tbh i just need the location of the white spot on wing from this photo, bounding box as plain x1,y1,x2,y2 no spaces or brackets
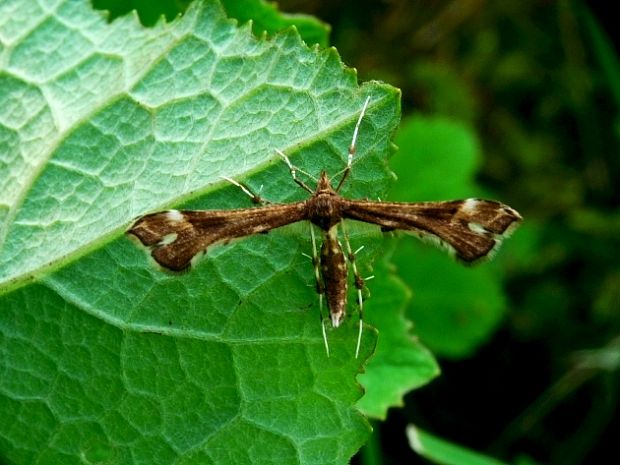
166,210,184,223
462,198,480,213
160,233,178,245
468,222,488,235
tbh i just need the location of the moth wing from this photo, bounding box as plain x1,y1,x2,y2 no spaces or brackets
342,199,521,263
128,202,307,271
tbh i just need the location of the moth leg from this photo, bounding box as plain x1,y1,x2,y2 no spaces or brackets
307,223,330,357
340,221,369,358
275,149,315,194
320,295,329,358
220,176,270,205
336,96,371,192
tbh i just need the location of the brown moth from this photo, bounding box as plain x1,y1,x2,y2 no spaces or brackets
128,97,522,357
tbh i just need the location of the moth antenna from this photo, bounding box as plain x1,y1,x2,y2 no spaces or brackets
275,149,315,193
349,96,371,168
336,96,371,192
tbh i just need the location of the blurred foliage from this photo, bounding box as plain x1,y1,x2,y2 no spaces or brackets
407,424,514,465
92,1,620,464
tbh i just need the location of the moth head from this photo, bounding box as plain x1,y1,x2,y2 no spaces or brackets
316,171,335,193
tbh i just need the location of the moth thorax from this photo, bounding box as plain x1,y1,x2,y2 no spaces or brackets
309,194,342,231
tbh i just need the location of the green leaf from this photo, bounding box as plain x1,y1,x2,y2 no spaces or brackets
387,116,509,358
357,253,440,419
407,425,510,465
0,1,400,463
